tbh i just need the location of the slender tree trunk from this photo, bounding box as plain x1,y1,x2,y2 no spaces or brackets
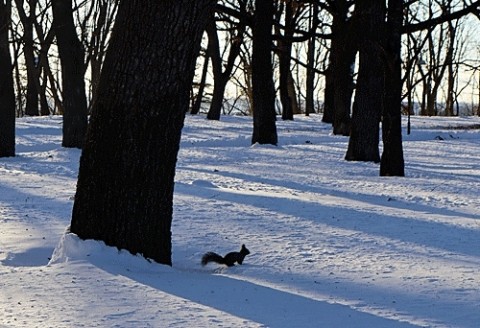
305,3,318,116
345,0,384,163
251,0,277,145
322,55,334,123
445,64,455,116
380,0,404,176
52,0,88,148
278,1,294,121
14,0,39,116
444,19,456,116
279,38,293,120
287,71,299,114
206,20,227,120
191,49,209,115
206,14,245,120
0,0,15,157
70,0,215,265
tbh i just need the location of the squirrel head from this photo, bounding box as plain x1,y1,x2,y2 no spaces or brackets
241,244,250,255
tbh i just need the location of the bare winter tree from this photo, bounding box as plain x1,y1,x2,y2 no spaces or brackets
206,1,247,120
13,0,40,116
52,0,88,148
70,0,215,265
0,0,15,157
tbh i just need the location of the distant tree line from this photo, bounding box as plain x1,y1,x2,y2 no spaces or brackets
1,0,479,265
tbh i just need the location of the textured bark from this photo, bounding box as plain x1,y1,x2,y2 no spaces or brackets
345,0,384,163
251,0,277,145
70,0,215,265
52,0,88,148
0,0,15,157
380,0,404,176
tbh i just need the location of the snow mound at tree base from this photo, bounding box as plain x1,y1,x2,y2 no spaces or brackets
48,229,156,270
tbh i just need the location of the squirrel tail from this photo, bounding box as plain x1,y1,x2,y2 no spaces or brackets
201,252,225,266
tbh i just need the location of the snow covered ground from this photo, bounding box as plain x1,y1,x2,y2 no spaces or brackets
0,114,479,327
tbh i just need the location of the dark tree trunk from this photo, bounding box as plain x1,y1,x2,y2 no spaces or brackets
191,48,209,115
23,33,39,117
278,1,294,121
206,13,245,120
207,79,227,120
322,0,355,128
287,71,299,114
322,58,334,123
332,39,355,136
345,1,384,163
52,0,88,149
14,0,39,116
305,3,318,116
278,41,293,120
252,0,277,145
70,0,215,266
380,0,404,176
0,0,15,157
39,81,50,115
206,20,227,120
444,18,456,117
331,2,356,136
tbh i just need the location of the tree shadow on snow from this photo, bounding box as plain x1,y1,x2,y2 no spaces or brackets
92,258,416,328
175,170,480,260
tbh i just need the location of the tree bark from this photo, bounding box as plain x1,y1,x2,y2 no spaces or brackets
252,0,277,145
52,0,88,148
70,0,215,265
0,0,15,157
345,0,384,163
380,0,405,176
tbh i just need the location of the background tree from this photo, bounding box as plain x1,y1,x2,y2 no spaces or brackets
345,0,384,163
251,0,278,145
206,1,247,120
305,1,319,116
275,0,297,120
13,0,40,116
70,0,215,265
78,0,119,112
322,0,356,136
52,0,88,148
0,0,15,157
191,45,210,115
380,0,405,176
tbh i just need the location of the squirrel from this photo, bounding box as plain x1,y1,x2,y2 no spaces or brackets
201,244,250,267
